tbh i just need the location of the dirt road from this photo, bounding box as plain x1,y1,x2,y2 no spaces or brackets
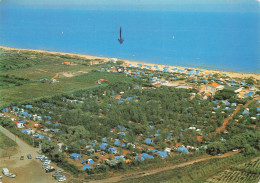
217,96,259,132
0,126,56,183
89,151,240,183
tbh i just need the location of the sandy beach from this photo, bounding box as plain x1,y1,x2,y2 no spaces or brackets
1,46,259,80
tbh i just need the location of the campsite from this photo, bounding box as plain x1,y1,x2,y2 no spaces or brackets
0,47,259,182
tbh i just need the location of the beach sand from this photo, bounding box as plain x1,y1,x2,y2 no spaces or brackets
1,46,259,80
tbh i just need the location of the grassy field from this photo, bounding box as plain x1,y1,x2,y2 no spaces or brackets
0,48,124,106
0,131,18,157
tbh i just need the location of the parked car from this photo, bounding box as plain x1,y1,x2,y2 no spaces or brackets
2,168,9,176
7,173,16,178
52,173,61,177
20,156,24,160
36,155,45,159
27,154,32,159
54,174,64,180
41,157,49,162
58,176,66,182
42,165,51,169
44,160,51,164
42,162,50,166
56,169,64,173
45,168,55,173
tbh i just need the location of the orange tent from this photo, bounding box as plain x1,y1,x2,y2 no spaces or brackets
211,82,220,88
64,61,70,65
197,136,203,142
125,159,131,164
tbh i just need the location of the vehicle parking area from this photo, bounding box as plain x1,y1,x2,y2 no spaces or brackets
1,156,55,183
0,126,59,183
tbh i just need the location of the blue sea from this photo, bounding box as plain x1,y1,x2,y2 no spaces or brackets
0,5,259,73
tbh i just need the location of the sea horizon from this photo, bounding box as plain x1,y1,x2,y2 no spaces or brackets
0,5,259,73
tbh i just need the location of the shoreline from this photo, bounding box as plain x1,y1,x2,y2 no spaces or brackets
1,45,259,80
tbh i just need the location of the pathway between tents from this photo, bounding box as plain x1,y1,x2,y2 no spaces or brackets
88,151,240,183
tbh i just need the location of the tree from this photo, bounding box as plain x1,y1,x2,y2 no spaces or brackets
41,140,58,154
245,77,255,85
116,60,124,65
50,150,65,163
67,125,90,141
214,89,236,100
242,144,257,156
206,141,226,155
68,142,81,153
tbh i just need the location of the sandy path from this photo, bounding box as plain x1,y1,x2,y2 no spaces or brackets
217,96,260,132
88,151,240,183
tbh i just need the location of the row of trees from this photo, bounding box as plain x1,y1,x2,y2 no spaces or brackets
206,131,260,155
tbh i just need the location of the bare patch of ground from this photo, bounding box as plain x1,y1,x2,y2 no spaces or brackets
61,72,74,78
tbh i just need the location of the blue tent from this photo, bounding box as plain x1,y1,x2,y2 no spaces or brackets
82,164,91,171
115,155,126,161
89,142,96,147
142,153,154,159
225,102,230,105
118,132,126,136
81,159,87,164
157,151,167,158
177,147,189,154
114,140,121,146
144,138,154,145
102,137,107,142
117,125,127,131
50,129,58,133
46,122,52,125
21,129,29,133
108,147,117,154
148,149,158,154
99,143,108,150
87,159,94,165
135,156,145,161
70,153,81,160
18,120,26,124
25,105,33,108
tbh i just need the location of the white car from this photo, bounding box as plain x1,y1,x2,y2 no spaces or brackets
36,155,45,159
58,177,66,182
56,169,64,173
42,165,51,169
44,160,51,164
7,173,16,178
42,162,50,165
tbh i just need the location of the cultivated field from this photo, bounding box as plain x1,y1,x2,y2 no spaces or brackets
207,157,260,183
